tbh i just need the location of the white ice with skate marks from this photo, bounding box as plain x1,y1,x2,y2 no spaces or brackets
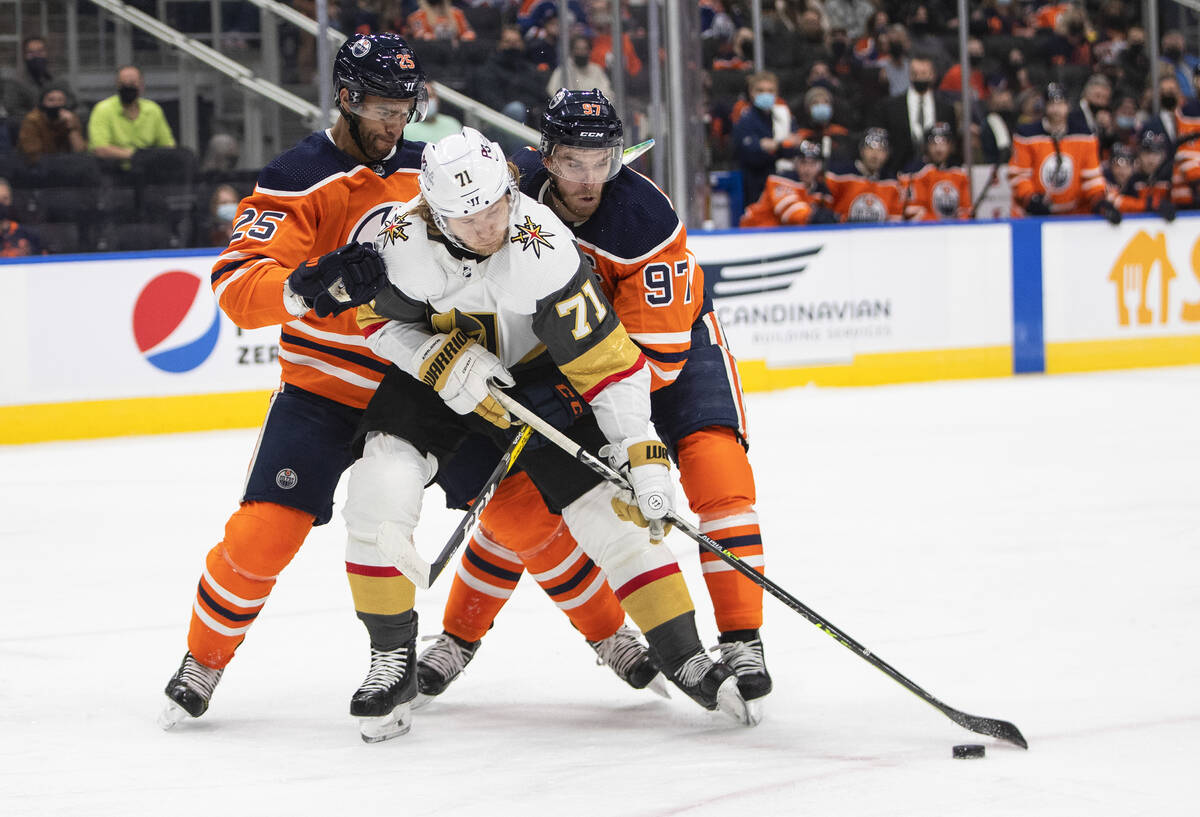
2,367,1199,816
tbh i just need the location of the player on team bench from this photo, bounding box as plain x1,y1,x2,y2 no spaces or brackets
414,89,773,724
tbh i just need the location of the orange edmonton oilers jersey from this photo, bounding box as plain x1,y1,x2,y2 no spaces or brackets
513,148,702,391
1172,107,1200,206
901,163,971,221
824,162,905,222
210,131,424,410
739,174,832,227
1009,122,1104,214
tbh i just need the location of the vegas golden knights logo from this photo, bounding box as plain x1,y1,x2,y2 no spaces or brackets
431,309,500,354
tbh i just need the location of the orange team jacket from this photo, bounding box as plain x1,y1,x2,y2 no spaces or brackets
824,161,905,222
901,163,971,221
1009,121,1105,214
1111,171,1172,213
210,132,424,410
739,174,833,227
513,148,702,391
1172,106,1200,206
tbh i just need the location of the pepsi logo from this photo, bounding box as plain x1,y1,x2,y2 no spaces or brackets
132,270,221,373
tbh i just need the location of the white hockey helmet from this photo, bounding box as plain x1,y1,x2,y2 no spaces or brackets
419,127,518,248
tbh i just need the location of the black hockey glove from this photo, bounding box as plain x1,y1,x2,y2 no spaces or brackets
1095,199,1122,225
1024,194,1051,216
1157,198,1177,223
808,206,839,225
287,242,387,318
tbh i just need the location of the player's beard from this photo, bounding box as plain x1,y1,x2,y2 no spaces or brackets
553,184,602,221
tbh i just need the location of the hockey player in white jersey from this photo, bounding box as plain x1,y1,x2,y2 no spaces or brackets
341,127,748,738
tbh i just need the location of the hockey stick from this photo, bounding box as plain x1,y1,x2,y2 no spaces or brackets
488,384,1028,749
622,138,655,165
384,423,533,590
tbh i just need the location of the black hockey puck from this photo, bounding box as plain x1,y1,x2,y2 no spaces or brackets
952,744,986,759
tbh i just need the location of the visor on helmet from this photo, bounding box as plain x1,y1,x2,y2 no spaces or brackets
544,143,622,184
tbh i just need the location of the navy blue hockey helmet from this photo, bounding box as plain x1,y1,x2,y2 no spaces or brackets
540,88,624,183
333,33,427,122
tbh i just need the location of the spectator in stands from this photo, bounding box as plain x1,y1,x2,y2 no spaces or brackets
1,36,58,125
200,132,240,175
939,37,988,102
825,127,905,222
794,84,854,164
401,83,462,143
872,54,955,175
1110,95,1143,148
518,0,588,37
1009,83,1114,220
525,10,562,71
1068,74,1113,138
875,24,912,96
88,65,176,161
1120,26,1152,92
1160,30,1199,103
586,1,643,81
902,122,970,221
473,25,551,127
547,34,613,99
732,71,799,206
905,4,951,70
206,183,240,247
978,79,1016,163
18,86,86,164
1147,74,1184,142
1045,7,1092,69
0,177,43,256
406,0,477,43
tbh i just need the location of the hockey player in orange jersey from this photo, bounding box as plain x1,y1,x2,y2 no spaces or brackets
1009,82,1120,223
1111,132,1176,219
413,90,774,724
824,128,906,222
160,34,433,742
739,140,836,227
901,122,971,221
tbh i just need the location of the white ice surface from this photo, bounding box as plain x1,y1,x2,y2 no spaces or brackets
3,368,1199,816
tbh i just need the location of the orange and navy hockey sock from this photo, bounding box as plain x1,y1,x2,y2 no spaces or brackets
676,426,765,633
186,501,313,669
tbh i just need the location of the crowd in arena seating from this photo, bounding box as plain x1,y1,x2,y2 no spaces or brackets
3,1,1200,256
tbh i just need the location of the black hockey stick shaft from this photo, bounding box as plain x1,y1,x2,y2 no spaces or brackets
490,386,1028,749
425,423,533,587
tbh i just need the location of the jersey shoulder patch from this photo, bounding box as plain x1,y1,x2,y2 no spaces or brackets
573,168,681,261
489,197,584,310
377,209,446,300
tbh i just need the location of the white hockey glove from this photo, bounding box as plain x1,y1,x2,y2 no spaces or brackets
605,438,675,544
414,328,515,428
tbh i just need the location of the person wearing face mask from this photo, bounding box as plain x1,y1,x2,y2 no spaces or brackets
546,34,613,101
793,84,854,165
0,177,44,257
1159,30,1199,103
1149,75,1184,142
472,25,550,130
17,86,85,164
871,54,955,175
206,183,241,246
87,64,175,162
2,36,70,125
1067,74,1113,139
732,71,799,206
939,36,989,102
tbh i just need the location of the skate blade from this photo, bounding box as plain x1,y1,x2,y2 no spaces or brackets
358,703,413,743
715,675,759,727
411,692,436,711
646,673,671,699
157,700,191,731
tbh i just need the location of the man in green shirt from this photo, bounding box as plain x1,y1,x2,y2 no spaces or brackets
88,65,175,160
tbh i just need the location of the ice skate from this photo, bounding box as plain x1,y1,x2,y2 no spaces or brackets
714,629,772,726
588,625,669,698
668,651,755,726
412,631,480,709
351,641,417,743
159,652,223,730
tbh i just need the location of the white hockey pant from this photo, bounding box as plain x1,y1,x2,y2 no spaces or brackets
342,432,437,569
561,483,681,591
